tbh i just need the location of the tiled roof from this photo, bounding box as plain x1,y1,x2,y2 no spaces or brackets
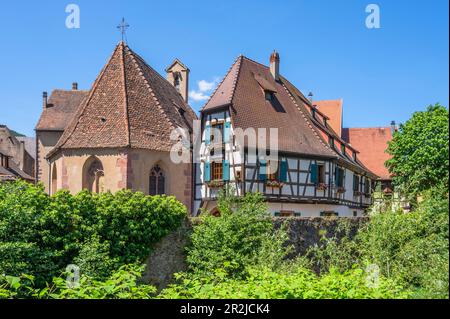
48,42,197,157
202,55,377,177
35,90,89,131
342,127,393,180
16,137,36,160
313,99,343,137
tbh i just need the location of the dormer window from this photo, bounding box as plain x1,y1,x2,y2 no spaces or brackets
329,137,335,149
341,144,346,154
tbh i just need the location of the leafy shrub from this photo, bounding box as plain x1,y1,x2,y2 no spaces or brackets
0,265,156,299
187,191,289,278
160,265,409,299
0,181,187,286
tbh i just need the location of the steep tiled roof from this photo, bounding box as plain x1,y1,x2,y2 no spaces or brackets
48,42,196,157
202,55,377,177
36,90,88,131
313,99,343,137
342,127,393,180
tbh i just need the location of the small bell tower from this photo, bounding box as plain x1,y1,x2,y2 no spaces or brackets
166,59,190,103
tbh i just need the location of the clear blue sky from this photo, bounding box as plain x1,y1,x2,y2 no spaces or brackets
0,0,448,137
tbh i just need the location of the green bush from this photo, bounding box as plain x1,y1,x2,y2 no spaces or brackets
0,181,187,286
1,265,156,299
186,190,289,278
160,265,409,299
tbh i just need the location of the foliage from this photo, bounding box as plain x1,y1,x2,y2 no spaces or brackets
386,104,449,202
0,181,187,286
187,190,289,278
0,265,156,299
305,190,449,299
159,265,409,299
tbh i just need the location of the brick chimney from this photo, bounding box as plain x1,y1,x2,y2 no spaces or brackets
42,91,48,109
270,50,280,81
72,82,78,90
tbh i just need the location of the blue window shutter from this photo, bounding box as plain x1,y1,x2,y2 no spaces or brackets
205,125,211,145
311,163,318,184
224,122,231,143
223,160,230,181
259,160,267,181
280,160,288,182
204,162,211,182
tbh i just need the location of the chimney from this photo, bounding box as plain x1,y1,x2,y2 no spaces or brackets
390,120,397,135
270,50,280,81
43,91,48,109
72,82,78,90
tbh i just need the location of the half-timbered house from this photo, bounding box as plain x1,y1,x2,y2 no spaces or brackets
194,52,378,217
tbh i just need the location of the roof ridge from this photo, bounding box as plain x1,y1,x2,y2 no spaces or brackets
52,43,124,153
124,46,178,131
201,55,243,111
120,43,131,147
240,55,269,69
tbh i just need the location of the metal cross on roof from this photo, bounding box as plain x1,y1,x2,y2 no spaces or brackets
117,18,130,42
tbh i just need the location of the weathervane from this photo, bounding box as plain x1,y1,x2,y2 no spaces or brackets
117,18,130,42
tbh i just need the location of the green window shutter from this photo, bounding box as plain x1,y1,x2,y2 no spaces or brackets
274,212,281,217
224,122,231,143
280,160,288,182
204,162,211,182
294,212,302,217
259,160,267,181
311,163,318,184
223,160,230,181
335,168,341,186
205,125,211,145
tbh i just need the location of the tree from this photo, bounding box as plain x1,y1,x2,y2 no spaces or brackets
386,104,449,201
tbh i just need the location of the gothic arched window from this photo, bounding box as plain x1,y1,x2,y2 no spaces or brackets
83,157,105,194
51,164,58,195
149,165,165,196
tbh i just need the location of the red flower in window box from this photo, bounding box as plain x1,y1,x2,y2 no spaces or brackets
336,187,346,193
266,180,284,188
316,183,328,191
207,180,225,188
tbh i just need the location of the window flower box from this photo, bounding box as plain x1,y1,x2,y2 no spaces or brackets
266,180,284,188
336,187,346,194
207,180,225,188
316,183,328,191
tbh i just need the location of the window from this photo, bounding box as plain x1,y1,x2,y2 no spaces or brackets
311,163,326,184
83,157,105,194
267,160,279,181
318,164,326,184
149,165,165,195
364,177,371,194
51,164,58,195
341,144,346,155
353,174,360,192
210,122,224,144
329,137,335,148
212,161,223,181
353,211,358,217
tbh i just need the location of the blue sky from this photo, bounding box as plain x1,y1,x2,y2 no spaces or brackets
0,0,448,137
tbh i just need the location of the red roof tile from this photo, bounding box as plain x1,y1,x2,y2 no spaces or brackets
36,90,88,131
202,55,377,177
342,127,393,180
48,42,196,157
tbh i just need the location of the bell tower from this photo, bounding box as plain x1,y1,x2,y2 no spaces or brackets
166,59,190,103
